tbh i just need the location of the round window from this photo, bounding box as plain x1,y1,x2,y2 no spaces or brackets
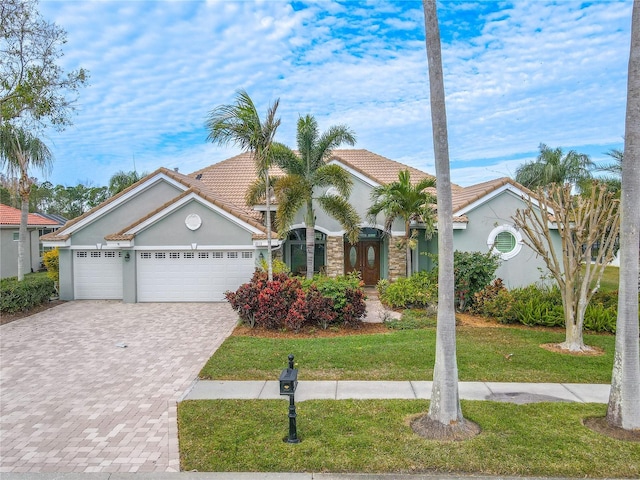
487,225,522,260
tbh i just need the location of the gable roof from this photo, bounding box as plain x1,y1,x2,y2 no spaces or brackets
41,167,270,242
452,177,536,215
0,204,61,227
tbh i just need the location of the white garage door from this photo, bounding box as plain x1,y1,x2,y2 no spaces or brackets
74,250,123,300
136,250,255,302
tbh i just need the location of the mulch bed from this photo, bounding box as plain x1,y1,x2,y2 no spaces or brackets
232,322,389,338
583,416,640,442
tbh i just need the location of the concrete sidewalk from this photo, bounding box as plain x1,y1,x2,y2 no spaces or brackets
184,380,611,404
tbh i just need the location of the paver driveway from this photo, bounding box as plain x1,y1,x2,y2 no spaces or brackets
0,301,237,474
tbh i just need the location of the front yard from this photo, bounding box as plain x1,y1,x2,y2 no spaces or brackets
179,317,639,476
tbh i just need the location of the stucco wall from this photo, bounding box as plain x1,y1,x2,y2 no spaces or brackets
1,228,41,278
72,181,183,245
134,200,254,247
416,190,563,289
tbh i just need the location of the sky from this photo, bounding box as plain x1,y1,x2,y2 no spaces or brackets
36,0,633,188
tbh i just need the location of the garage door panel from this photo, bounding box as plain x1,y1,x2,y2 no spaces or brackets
74,251,123,300
137,250,255,302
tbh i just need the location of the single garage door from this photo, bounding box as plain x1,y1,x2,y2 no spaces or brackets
74,250,124,299
136,250,255,302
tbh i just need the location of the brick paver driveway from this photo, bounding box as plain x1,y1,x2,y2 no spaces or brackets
0,301,237,474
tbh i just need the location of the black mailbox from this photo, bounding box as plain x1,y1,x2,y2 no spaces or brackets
279,354,298,396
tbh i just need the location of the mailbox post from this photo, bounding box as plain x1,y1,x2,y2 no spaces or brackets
279,354,300,443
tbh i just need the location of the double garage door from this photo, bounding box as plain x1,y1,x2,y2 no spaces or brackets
73,250,255,302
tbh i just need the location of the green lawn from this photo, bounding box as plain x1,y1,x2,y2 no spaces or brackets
199,326,615,383
178,399,640,477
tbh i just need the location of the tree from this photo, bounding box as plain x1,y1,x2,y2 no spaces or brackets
367,169,436,278
412,0,478,440
1,0,88,128
515,143,594,191
248,114,359,279
593,149,623,195
513,183,620,353
108,170,147,196
606,0,640,432
0,123,52,280
206,90,281,281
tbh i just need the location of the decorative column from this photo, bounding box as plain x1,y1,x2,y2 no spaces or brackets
325,236,344,278
387,235,407,282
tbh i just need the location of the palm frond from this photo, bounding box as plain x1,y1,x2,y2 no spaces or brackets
318,194,361,244
312,164,353,197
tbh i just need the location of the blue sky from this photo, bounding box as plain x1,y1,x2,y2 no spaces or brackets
38,0,633,188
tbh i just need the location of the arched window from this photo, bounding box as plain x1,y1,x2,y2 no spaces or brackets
287,229,326,274
487,225,523,260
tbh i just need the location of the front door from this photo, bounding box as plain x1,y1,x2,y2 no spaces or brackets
344,241,381,286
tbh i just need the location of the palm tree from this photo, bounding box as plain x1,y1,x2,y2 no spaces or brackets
515,143,594,190
593,148,623,194
367,169,436,277
108,170,147,196
248,114,359,279
606,0,640,431
0,124,53,280
206,90,281,281
415,0,477,439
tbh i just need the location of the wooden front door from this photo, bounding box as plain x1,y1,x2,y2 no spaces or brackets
344,241,381,286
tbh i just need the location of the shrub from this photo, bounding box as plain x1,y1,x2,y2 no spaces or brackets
470,278,507,315
225,271,366,331
42,248,59,282
451,251,501,311
305,285,337,329
379,270,438,309
1,274,56,314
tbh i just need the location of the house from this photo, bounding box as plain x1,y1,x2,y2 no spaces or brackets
42,149,559,302
0,204,64,279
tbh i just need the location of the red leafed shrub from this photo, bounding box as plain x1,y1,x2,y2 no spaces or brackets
340,287,366,327
305,285,337,329
285,289,308,332
225,271,366,331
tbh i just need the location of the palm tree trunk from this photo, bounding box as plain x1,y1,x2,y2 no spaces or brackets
306,200,315,280
265,176,273,282
423,0,464,425
607,0,640,430
18,193,29,281
405,222,412,278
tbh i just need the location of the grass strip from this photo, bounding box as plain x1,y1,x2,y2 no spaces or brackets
199,327,614,383
178,399,639,477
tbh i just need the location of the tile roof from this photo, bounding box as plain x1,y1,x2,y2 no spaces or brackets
451,177,534,213
189,149,461,213
0,204,61,227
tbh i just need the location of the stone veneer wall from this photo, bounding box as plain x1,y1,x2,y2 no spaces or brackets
325,236,344,277
387,235,407,282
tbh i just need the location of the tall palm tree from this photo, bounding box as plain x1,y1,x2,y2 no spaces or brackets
0,124,53,280
515,143,594,190
417,0,477,439
248,114,359,279
606,0,640,431
367,169,436,277
206,90,281,281
108,170,147,196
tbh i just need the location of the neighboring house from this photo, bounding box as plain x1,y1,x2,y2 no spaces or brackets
0,204,63,279
42,150,559,302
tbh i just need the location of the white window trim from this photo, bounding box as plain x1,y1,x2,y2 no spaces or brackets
487,224,523,260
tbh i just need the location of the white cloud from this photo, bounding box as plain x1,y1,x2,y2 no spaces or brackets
32,0,631,191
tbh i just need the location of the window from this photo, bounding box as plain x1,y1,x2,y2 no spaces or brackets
212,252,223,259
487,225,522,260
140,252,152,259
287,228,326,274
155,252,166,259
198,252,209,259
76,251,87,258
227,252,238,259
169,252,180,259
242,251,253,259
183,252,194,259
90,251,101,258
13,232,19,241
